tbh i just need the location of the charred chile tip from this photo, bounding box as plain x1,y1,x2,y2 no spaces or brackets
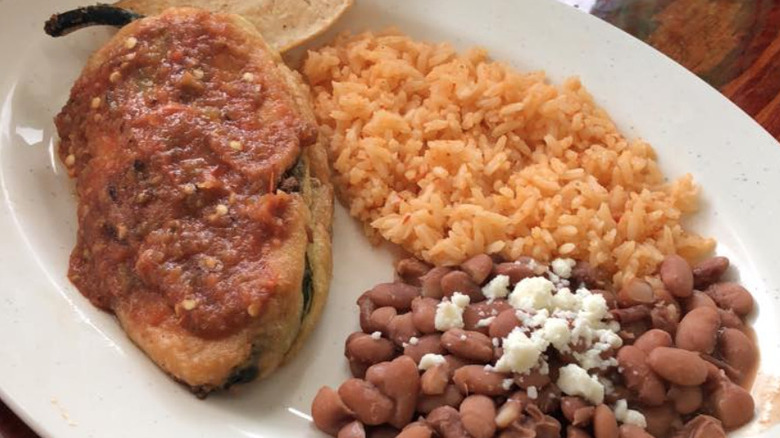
44,4,144,37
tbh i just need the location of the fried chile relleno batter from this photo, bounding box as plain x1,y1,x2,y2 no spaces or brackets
55,8,333,395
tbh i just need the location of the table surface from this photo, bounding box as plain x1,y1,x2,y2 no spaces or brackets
2,0,779,436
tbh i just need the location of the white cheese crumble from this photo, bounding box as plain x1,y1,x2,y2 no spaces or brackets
624,410,648,428
551,287,580,311
476,316,496,327
482,274,511,300
434,293,470,331
418,354,447,370
539,361,550,376
451,292,470,307
508,277,555,311
614,399,647,428
491,272,622,379
581,293,609,322
502,379,514,391
370,331,382,340
409,336,419,345
527,259,547,275
527,386,538,399
517,309,550,328
613,399,627,419
493,328,543,374
539,317,571,351
557,364,605,405
551,258,576,279
600,377,615,395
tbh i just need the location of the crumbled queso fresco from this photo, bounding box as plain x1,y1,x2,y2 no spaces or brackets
418,353,447,371
434,292,470,331
436,258,624,405
316,249,757,437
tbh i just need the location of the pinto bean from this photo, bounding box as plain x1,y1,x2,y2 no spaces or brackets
653,287,680,306
683,291,717,313
616,346,666,406
536,383,562,414
366,426,400,438
459,395,496,438
523,404,562,436
705,282,754,316
633,329,672,354
452,365,511,396
604,384,632,405
349,358,369,378
489,308,521,339
567,426,593,438
704,359,726,383
493,262,536,285
387,313,420,346
619,321,652,344
571,260,607,289
388,314,419,348
441,271,483,303
660,255,694,298
676,415,727,438
700,353,742,383
441,329,494,362
593,404,619,438
444,354,474,375
710,378,755,429
618,279,655,307
365,356,420,429
692,256,729,289
416,384,464,414
513,368,551,389
421,364,450,395
572,406,595,427
396,423,433,438
718,328,758,381
338,421,366,438
426,406,471,438
396,258,432,286
650,303,680,335
618,424,653,438
404,334,445,364
610,305,651,324
420,267,451,299
593,289,618,310
667,385,702,415
675,307,720,354
494,398,523,429
647,347,708,386
369,307,397,337
312,386,355,435
492,346,504,362
463,300,512,334
411,297,438,334
345,332,397,365
717,308,745,330
561,396,589,422
641,404,680,438
461,254,494,285
367,283,421,312
337,379,394,426
358,294,377,333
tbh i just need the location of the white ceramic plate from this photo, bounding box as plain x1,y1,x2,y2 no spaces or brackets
1,0,779,437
